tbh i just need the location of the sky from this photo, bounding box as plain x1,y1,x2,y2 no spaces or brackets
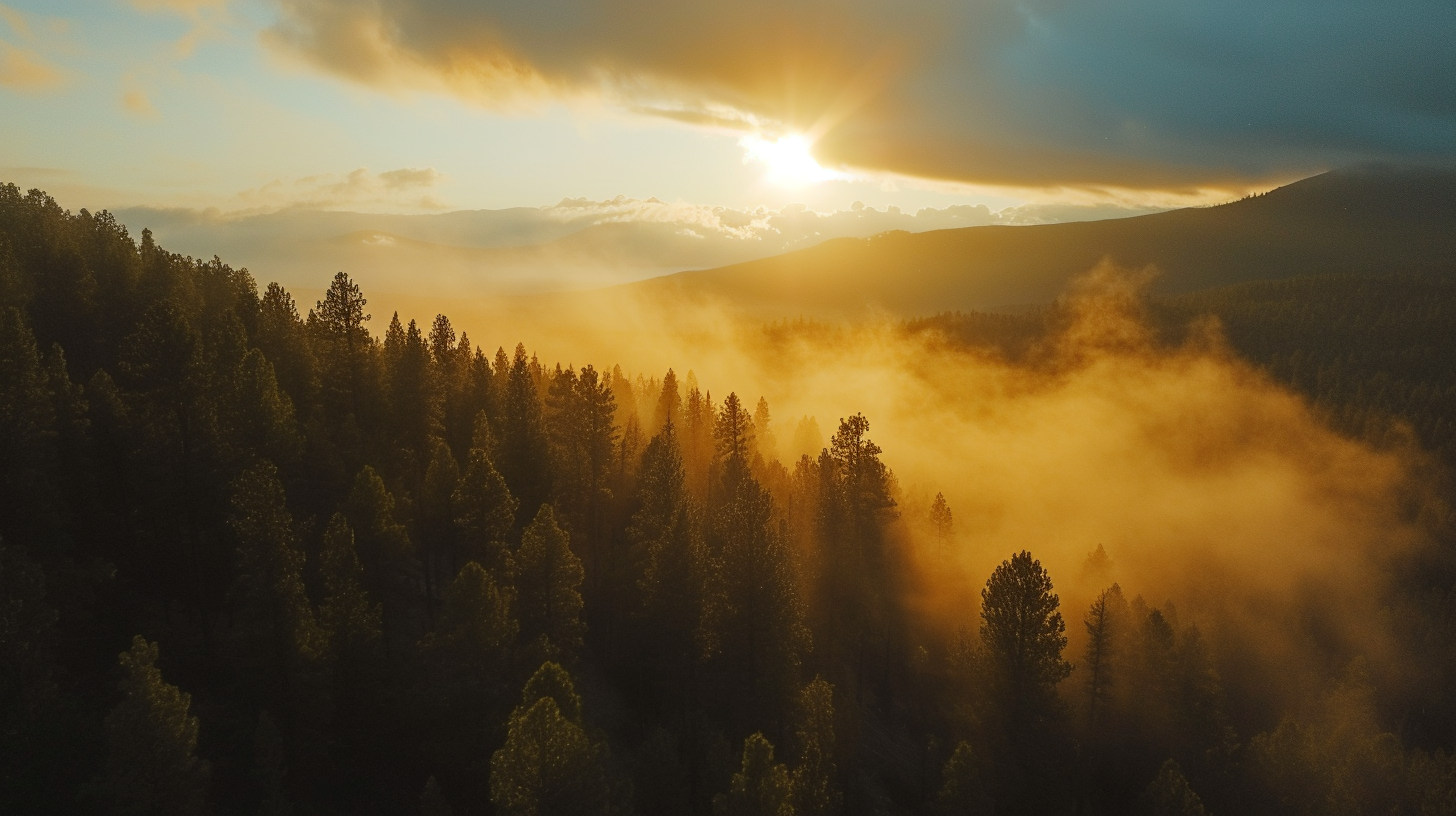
0,0,1452,218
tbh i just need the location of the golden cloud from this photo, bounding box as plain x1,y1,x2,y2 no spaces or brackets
263,0,1455,196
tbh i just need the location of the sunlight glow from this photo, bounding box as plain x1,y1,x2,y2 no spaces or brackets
739,133,843,187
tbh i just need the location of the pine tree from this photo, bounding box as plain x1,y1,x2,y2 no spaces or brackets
226,460,325,716
980,550,1072,812
705,408,806,731
934,741,993,816
417,561,520,812
624,419,709,719
419,440,462,605
255,282,317,410
515,504,586,660
497,344,552,520
418,560,518,716
102,636,211,816
453,448,518,578
343,466,417,650
1143,759,1207,816
227,349,302,466
318,513,383,658
930,492,954,553
790,677,840,816
309,272,370,421
981,551,1071,720
490,662,611,816
653,368,683,435
814,414,898,703
713,733,795,816
753,397,778,464
1083,583,1127,730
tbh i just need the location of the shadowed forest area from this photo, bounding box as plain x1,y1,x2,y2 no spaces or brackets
4,180,1456,816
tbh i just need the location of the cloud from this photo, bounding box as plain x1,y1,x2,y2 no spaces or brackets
232,166,449,212
130,0,230,57
0,4,64,92
263,0,1456,195
122,89,159,118
0,41,60,91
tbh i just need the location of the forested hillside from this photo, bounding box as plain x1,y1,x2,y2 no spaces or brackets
629,165,1456,317
4,182,1456,816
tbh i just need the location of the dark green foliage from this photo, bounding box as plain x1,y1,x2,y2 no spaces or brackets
789,677,840,816
1143,760,1206,816
227,461,325,715
935,741,993,816
490,662,611,816
713,733,795,816
452,446,517,577
515,504,586,660
102,636,210,816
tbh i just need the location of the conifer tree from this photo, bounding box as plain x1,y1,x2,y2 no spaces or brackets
1083,583,1127,730
790,677,840,816
497,344,552,520
453,446,518,578
653,368,683,434
545,363,617,597
490,662,611,816
417,561,520,812
625,419,709,718
515,504,586,659
228,349,302,466
102,636,210,816
705,404,806,730
929,492,954,553
753,397,778,464
713,733,795,816
1143,759,1207,816
418,440,462,603
981,551,1071,721
343,466,416,649
980,550,1072,812
255,282,317,409
934,741,993,816
226,461,325,716
419,561,518,721
318,513,383,658
309,272,370,421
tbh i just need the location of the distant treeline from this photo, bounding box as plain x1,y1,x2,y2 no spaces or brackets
909,273,1456,473
3,182,1456,815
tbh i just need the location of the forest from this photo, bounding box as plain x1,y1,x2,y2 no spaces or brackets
3,181,1456,816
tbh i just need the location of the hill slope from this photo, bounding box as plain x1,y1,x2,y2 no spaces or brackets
622,165,1456,316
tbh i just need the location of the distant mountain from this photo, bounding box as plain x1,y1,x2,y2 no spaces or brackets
110,197,1160,298
618,165,1456,317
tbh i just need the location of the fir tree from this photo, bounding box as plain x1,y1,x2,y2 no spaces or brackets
102,636,210,816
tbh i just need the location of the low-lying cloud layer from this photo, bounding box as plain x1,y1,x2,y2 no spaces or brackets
265,0,1456,193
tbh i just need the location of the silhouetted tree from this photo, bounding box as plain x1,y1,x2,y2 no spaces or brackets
102,636,210,816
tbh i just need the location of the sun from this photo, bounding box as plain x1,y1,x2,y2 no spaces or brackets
739,133,842,187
